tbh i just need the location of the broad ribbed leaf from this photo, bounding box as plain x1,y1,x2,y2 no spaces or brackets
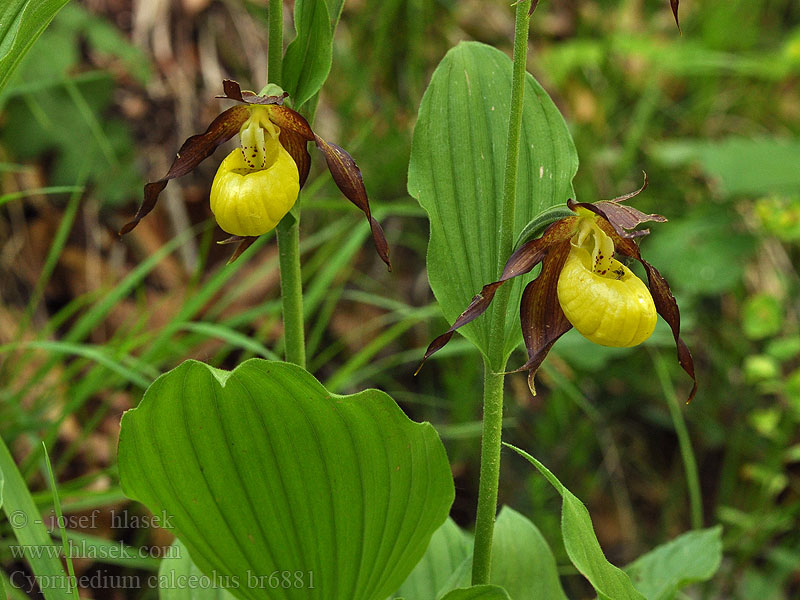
408,41,578,359
434,508,568,600
283,0,333,108
440,586,511,600
0,0,69,95
159,538,236,600
626,526,723,600
507,444,646,600
490,508,568,600
393,518,471,599
119,359,454,600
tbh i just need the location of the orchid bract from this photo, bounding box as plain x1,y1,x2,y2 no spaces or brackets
418,177,697,401
121,80,390,268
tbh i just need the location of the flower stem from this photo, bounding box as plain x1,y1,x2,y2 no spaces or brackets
471,0,532,585
268,0,283,86
277,214,306,367
472,360,507,584
268,0,306,368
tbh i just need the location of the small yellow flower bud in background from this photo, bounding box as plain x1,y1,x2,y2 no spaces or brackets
557,218,657,347
210,108,300,237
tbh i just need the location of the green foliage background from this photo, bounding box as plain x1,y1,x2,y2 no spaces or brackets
1,0,799,598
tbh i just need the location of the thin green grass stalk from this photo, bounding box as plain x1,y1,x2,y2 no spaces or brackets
21,185,85,328
41,443,81,600
7,227,196,411
472,0,532,585
653,351,704,529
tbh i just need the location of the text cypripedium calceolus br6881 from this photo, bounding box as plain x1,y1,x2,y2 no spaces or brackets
417,178,697,402
120,80,390,268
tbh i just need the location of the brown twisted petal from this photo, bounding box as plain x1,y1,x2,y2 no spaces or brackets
228,237,258,264
609,172,649,204
217,235,259,263
279,129,312,188
267,105,315,140
218,79,287,105
514,240,573,394
670,0,681,33
415,216,579,374
120,105,250,235
597,219,697,402
268,103,390,268
313,134,391,270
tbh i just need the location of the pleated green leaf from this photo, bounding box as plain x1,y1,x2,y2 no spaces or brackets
626,526,723,600
119,359,454,600
159,538,236,600
440,586,512,600
392,518,471,599
490,508,568,600
408,41,578,359
433,508,568,600
507,444,646,600
0,0,69,95
282,0,333,109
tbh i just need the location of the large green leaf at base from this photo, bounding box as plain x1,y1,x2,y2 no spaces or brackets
408,41,578,359
392,518,471,600
119,359,454,600
159,538,236,600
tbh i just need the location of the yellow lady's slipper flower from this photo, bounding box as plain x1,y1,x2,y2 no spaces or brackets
120,80,390,268
557,209,657,347
418,178,697,401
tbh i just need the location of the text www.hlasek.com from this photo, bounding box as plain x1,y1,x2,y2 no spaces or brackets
9,539,178,560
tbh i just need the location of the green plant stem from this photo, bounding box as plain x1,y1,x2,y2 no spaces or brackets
268,0,282,85
277,215,306,367
653,351,703,529
471,0,531,585
268,0,306,368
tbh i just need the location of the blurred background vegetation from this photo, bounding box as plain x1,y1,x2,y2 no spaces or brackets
1,0,799,598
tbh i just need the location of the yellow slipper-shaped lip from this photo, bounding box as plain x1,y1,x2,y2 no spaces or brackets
557,244,657,347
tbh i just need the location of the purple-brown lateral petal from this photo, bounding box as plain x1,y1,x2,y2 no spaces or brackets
120,105,250,235
268,105,315,140
515,241,573,394
415,216,578,374
314,134,391,270
600,220,697,402
218,79,287,105
279,129,311,188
